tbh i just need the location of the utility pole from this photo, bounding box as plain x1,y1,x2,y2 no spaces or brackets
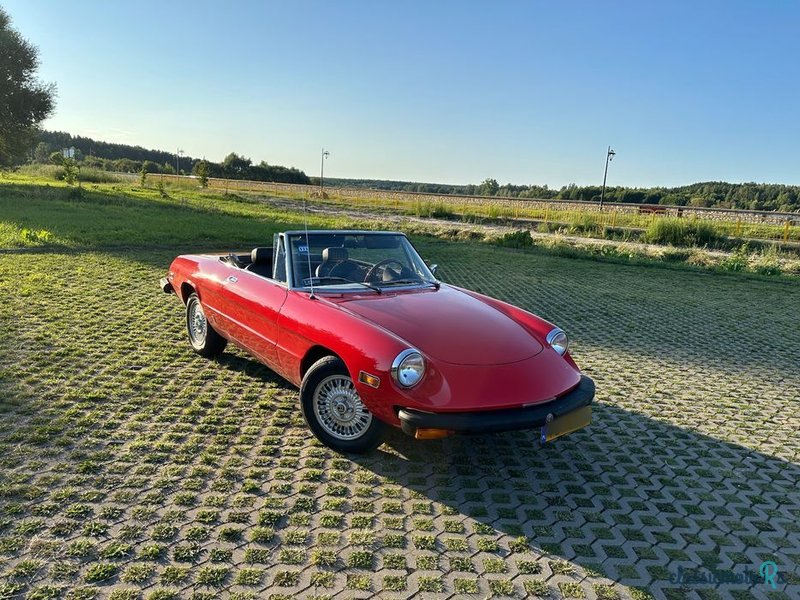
176,148,184,175
600,146,616,211
320,148,330,193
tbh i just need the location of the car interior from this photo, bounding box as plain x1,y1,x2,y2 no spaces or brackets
219,242,418,286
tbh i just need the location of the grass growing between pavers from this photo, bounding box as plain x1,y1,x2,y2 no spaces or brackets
0,191,798,599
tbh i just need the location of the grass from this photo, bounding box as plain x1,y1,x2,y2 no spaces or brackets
2,173,798,278
0,176,798,598
644,217,720,246
272,180,800,243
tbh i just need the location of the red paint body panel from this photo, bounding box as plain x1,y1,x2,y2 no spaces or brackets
165,248,586,430
330,286,543,365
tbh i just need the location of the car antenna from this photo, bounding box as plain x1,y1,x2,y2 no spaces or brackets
303,193,316,300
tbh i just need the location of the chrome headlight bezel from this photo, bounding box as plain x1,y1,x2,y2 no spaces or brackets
546,328,569,356
391,349,425,388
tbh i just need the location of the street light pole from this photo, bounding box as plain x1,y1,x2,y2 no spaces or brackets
599,146,616,211
320,148,330,194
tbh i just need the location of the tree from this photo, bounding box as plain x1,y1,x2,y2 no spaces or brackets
0,8,55,166
222,152,252,178
196,160,209,188
477,178,499,196
33,141,51,163
141,160,160,174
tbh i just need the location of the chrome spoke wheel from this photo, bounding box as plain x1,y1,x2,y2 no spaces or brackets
313,375,373,440
187,299,207,346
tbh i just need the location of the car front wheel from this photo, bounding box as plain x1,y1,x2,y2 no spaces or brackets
300,356,385,453
185,293,227,357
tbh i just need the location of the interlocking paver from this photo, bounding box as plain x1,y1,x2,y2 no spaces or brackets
0,242,797,600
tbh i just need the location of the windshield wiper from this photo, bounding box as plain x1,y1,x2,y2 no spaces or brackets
378,278,436,288
305,276,382,294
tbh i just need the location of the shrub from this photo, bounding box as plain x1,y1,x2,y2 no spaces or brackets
430,202,455,219
568,213,602,234
79,168,120,183
645,218,721,247
719,244,750,272
494,230,534,248
752,246,782,276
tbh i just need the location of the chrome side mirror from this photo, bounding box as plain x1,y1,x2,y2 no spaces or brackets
429,263,438,276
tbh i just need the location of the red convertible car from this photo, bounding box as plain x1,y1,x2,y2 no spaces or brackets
161,230,594,452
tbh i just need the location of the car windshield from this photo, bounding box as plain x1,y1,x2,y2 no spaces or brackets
286,232,435,291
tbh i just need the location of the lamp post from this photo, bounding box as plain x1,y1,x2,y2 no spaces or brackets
176,148,184,176
599,146,616,211
320,148,330,193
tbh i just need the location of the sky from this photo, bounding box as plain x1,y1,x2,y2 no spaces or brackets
4,1,800,188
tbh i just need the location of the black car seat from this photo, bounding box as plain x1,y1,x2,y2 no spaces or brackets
247,247,273,278
316,247,354,278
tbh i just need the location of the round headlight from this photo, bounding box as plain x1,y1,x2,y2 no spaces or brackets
546,328,569,356
391,349,425,388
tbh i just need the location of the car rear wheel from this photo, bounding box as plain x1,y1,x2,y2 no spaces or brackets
186,293,227,357
300,356,385,453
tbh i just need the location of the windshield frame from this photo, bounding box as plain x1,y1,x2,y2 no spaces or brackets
283,230,436,293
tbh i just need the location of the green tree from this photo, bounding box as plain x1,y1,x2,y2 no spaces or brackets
141,160,160,173
222,152,252,178
62,157,78,185
196,160,209,188
0,7,55,166
33,141,51,163
477,178,499,196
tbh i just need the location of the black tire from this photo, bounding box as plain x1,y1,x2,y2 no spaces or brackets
300,356,385,453
185,293,227,358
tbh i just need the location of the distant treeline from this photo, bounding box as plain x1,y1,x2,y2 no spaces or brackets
30,132,798,211
321,177,800,212
33,131,310,184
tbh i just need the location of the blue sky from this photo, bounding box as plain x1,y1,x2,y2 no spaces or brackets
5,1,799,187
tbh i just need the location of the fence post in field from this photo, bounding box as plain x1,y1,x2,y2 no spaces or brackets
785,221,790,242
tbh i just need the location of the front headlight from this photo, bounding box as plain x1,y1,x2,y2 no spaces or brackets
391,349,425,388
546,328,569,356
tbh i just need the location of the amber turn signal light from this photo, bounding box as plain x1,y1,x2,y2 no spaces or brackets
414,428,455,440
358,371,381,388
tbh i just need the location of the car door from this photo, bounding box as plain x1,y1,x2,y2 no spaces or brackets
217,243,289,369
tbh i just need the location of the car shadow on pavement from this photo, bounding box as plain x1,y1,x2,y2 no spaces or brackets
351,402,799,599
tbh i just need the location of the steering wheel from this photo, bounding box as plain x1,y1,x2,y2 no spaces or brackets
326,260,355,278
364,259,406,283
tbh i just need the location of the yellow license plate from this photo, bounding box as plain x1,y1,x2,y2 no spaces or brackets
541,406,591,443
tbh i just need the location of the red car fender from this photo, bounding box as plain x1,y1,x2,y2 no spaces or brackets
274,291,418,424
457,286,580,370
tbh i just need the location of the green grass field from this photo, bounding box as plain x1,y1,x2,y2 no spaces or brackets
0,178,798,599
1,173,798,278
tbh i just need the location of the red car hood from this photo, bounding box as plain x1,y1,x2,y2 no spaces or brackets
336,286,543,366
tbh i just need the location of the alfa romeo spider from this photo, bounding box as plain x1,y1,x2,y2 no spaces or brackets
160,230,594,452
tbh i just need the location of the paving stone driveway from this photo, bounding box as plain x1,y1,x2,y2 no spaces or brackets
0,243,797,600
